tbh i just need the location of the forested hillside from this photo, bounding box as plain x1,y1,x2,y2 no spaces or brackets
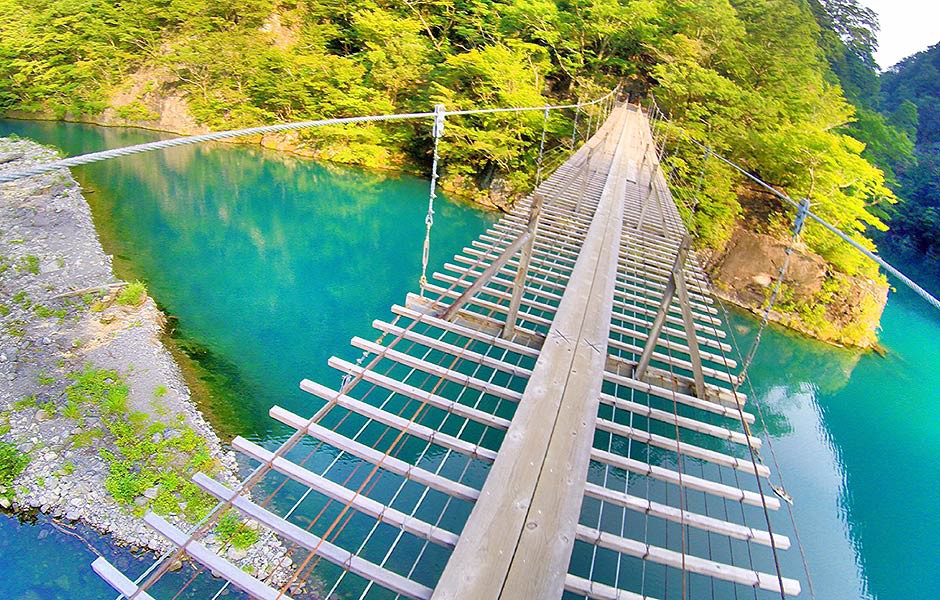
0,0,904,345
877,43,940,259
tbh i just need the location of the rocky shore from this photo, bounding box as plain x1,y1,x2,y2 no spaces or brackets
0,139,292,585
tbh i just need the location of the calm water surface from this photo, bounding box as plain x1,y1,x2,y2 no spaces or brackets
1,120,938,600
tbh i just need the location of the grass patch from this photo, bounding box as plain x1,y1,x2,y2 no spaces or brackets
0,304,8,317
34,304,67,320
39,401,57,416
67,366,128,415
4,320,25,337
0,442,29,499
36,373,56,386
12,291,30,309
215,510,260,550
153,385,167,399
65,366,220,522
16,255,39,275
69,428,105,448
116,281,146,307
13,395,37,410
62,399,82,420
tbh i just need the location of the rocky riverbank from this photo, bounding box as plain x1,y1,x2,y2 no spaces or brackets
704,227,889,349
0,138,292,586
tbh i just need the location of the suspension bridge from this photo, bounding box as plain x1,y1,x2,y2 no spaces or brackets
15,88,937,599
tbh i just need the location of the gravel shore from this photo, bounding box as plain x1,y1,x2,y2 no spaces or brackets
0,138,292,587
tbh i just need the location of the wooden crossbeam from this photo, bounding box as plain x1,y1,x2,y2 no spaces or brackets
270,406,480,501
576,525,801,596
232,438,459,547
300,378,499,461
590,448,779,509
143,513,292,600
583,482,788,548
191,474,433,599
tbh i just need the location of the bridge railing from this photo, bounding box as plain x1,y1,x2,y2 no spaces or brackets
0,88,618,185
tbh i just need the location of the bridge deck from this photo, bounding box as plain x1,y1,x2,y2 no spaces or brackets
96,105,802,599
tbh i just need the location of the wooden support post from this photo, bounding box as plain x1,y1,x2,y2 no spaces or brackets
439,229,531,322
633,235,706,398
503,194,543,338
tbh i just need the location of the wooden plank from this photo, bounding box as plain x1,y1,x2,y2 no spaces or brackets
441,231,531,320
300,378,498,461
433,271,561,316
576,525,801,596
349,337,523,402
590,448,779,509
143,512,292,600
610,315,731,353
372,320,533,378
391,304,541,359
612,297,724,338
564,573,652,600
615,335,736,385
442,263,564,302
230,438,459,548
189,474,433,599
595,417,769,476
603,370,753,422
607,334,733,374
672,251,708,398
433,104,634,600
421,282,555,330
329,357,512,430
614,284,719,322
405,292,545,348
270,405,480,502
583,482,789,548
598,393,758,448
503,195,542,339
91,557,157,600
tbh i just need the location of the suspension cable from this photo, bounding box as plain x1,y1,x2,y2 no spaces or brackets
0,90,617,184
646,91,940,314
535,106,550,186
735,198,811,387
420,103,446,295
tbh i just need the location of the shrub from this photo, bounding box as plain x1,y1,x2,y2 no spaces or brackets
0,442,29,497
116,281,147,306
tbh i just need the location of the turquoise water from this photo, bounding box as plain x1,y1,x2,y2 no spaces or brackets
1,119,939,599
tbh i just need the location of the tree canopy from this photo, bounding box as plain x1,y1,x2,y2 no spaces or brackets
0,0,906,275
878,42,940,258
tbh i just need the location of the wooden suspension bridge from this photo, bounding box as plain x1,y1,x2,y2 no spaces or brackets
92,103,803,599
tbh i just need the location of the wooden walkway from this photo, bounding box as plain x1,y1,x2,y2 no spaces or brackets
96,105,802,599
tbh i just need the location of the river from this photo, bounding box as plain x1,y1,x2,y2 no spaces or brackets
0,120,937,600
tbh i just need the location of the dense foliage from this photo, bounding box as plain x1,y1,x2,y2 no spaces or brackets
0,0,901,275
878,43,940,258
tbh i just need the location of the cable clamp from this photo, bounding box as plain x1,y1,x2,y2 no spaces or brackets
432,104,446,139
793,198,811,236
772,485,794,505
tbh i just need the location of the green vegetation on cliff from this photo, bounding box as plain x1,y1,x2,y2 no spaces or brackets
0,0,903,340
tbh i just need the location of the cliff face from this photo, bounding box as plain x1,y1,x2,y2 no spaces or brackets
706,228,888,348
